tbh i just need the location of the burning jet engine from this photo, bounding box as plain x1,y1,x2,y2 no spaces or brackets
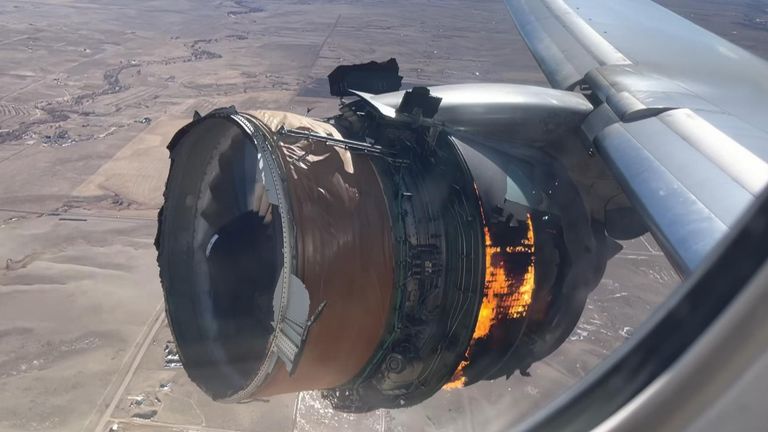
156,79,626,412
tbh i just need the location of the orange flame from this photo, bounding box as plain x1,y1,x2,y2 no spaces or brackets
443,214,536,390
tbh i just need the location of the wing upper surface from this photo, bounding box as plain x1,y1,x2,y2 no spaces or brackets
505,0,768,275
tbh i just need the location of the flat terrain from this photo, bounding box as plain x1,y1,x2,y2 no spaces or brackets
0,0,764,431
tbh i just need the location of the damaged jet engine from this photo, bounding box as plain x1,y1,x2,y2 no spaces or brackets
156,63,630,412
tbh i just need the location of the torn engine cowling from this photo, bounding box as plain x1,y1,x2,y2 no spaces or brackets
156,85,620,412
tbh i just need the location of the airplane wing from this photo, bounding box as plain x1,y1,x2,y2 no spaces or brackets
504,0,768,275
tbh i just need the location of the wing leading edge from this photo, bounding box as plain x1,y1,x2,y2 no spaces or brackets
505,0,768,275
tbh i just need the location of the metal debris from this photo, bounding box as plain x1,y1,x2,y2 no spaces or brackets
327,58,402,97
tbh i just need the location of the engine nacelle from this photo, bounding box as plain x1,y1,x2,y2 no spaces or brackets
156,85,619,412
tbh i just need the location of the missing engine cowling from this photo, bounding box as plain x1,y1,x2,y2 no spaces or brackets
156,90,610,412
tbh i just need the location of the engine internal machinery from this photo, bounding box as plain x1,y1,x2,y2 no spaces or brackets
156,86,617,412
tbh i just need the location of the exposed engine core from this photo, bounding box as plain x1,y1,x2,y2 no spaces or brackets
156,86,614,412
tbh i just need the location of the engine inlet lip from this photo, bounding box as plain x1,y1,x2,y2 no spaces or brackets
160,109,305,402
